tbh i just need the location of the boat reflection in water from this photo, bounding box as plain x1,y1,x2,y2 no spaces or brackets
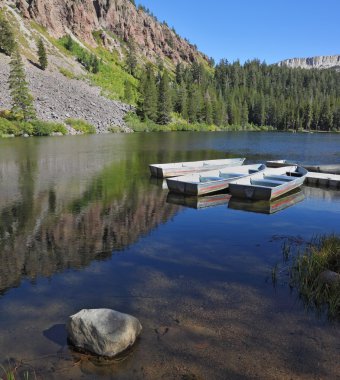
166,192,232,209
228,188,305,214
149,176,168,190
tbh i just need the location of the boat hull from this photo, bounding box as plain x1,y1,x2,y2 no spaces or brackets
166,164,266,196
166,177,231,195
266,160,340,175
228,166,307,201
149,158,246,178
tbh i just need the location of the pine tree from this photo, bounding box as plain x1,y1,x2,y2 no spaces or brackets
126,41,137,77
304,101,313,131
91,54,99,73
240,101,249,127
37,38,48,70
124,80,134,103
8,47,36,121
175,63,183,84
138,64,158,121
188,85,199,123
203,91,213,124
0,12,16,56
174,83,188,119
157,71,172,124
65,35,74,51
213,97,225,126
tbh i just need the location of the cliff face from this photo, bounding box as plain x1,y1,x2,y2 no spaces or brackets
278,55,340,70
16,0,206,65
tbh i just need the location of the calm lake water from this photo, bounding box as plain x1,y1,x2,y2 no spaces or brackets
0,132,339,379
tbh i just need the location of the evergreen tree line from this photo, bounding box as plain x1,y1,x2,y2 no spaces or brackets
137,58,340,131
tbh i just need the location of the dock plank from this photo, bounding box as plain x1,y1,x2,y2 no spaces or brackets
305,172,340,188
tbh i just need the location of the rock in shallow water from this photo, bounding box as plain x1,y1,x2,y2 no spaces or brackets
318,270,340,285
67,309,142,357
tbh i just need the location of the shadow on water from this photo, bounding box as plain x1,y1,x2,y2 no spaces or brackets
43,324,68,347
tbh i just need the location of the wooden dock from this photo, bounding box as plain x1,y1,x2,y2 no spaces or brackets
305,172,340,188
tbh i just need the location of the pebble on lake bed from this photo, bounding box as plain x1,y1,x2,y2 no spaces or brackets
67,308,142,357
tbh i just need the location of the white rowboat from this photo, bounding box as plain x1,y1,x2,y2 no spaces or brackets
228,166,308,201
149,158,246,178
266,160,340,174
166,164,266,196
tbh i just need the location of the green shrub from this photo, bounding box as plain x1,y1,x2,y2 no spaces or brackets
0,117,17,135
27,120,67,136
65,118,96,134
109,126,121,133
29,120,53,136
0,109,14,120
17,121,34,135
0,118,68,137
124,112,159,132
125,112,222,132
59,67,76,79
51,123,68,135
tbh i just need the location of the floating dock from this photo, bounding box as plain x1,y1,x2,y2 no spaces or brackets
305,172,340,188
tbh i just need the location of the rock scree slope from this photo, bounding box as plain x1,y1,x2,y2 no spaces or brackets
0,55,133,133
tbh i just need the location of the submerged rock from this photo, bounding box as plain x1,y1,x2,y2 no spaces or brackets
318,270,340,285
67,308,142,357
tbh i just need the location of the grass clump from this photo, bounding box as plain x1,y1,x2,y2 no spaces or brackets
290,235,340,320
29,120,67,136
65,118,96,134
109,125,122,133
0,361,33,379
59,67,77,79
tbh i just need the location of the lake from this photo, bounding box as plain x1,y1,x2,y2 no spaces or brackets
0,132,339,379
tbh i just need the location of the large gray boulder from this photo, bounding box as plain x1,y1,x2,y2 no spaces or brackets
67,309,142,357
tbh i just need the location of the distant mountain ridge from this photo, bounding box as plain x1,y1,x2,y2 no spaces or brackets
278,55,340,70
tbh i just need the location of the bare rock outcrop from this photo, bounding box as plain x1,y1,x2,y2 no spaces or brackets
278,55,340,71
15,0,207,65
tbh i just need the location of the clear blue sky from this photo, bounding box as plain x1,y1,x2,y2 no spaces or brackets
136,0,339,64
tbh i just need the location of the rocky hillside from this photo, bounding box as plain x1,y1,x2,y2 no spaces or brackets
0,54,132,133
0,0,209,134
16,0,207,65
278,55,340,70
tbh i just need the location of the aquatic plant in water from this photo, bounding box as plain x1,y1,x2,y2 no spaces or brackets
289,235,340,320
270,235,340,320
272,235,340,320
